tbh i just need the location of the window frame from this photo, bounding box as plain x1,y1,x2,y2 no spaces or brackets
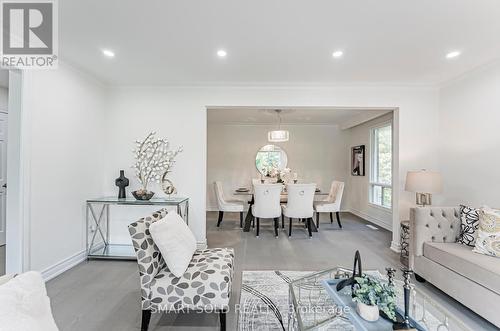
369,121,393,210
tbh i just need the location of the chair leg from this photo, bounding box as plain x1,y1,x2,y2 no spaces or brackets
289,218,293,237
329,212,333,223
240,212,243,228
274,217,279,238
141,310,151,331
252,217,255,228
220,311,226,331
307,218,313,238
256,218,260,237
336,212,342,229
316,212,320,229
282,214,285,228
217,211,224,227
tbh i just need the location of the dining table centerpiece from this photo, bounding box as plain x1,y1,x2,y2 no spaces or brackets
131,132,182,200
267,167,292,184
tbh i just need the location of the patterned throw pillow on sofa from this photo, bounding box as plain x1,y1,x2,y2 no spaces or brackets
458,205,480,247
473,207,500,258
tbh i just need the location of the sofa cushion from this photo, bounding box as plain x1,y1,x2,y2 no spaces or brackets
0,271,59,331
423,242,500,295
473,207,500,258
457,204,480,247
149,248,234,311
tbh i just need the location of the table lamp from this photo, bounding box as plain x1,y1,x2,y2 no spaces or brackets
405,170,443,206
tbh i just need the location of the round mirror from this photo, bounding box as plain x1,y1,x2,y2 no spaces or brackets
255,144,288,175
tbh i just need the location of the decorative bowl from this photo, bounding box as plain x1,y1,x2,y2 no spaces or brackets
132,190,155,201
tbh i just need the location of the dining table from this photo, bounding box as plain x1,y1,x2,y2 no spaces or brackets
234,189,328,232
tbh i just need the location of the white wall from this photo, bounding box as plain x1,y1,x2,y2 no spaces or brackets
13,64,106,275
104,85,440,250
438,60,500,208
345,113,393,229
206,123,348,210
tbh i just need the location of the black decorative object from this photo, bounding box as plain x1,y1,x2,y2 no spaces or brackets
336,250,362,295
115,170,129,199
351,145,365,176
393,268,415,330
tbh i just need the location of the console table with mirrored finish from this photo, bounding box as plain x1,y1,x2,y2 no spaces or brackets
86,197,189,260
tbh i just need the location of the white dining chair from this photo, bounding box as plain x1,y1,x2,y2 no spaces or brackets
314,181,345,229
214,181,245,228
282,183,316,238
252,183,282,238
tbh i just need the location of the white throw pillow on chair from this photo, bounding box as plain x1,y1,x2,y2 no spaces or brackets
149,211,197,277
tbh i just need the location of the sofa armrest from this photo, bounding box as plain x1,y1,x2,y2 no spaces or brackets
0,274,15,286
409,207,460,268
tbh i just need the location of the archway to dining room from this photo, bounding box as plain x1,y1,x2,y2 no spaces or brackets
205,106,399,257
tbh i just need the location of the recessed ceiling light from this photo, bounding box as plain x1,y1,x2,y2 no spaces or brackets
217,49,227,58
446,51,461,59
332,51,343,58
102,49,115,58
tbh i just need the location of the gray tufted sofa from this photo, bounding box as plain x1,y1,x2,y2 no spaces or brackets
128,209,234,331
410,207,500,327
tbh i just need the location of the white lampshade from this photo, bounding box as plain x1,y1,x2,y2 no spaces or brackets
405,170,443,194
268,130,289,142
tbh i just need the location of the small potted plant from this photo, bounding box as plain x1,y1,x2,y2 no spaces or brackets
131,132,182,200
353,275,397,322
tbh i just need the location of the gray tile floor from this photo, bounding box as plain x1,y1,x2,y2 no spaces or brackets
46,212,496,330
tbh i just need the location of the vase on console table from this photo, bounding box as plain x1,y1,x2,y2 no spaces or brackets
115,170,129,199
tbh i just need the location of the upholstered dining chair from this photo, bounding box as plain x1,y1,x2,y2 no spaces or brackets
128,209,234,331
214,181,245,228
282,183,316,237
314,181,345,229
252,183,282,237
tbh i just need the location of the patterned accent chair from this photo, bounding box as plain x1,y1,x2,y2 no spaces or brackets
128,209,235,331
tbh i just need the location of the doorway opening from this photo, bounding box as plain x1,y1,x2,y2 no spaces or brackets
0,69,9,275
205,106,399,245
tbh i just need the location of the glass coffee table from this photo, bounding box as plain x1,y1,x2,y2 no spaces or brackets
288,267,471,331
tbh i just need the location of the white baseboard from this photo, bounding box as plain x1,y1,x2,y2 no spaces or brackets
390,240,401,253
41,249,87,282
348,209,392,231
197,239,208,250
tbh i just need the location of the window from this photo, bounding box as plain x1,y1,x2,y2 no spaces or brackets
370,123,392,208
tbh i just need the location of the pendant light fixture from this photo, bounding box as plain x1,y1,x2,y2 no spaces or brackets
268,109,289,142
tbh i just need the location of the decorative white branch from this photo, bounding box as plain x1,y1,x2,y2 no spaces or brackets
132,132,183,191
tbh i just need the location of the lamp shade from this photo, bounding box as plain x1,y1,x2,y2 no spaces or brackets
268,130,289,142
405,170,443,194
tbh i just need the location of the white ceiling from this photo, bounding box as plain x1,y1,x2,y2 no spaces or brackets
0,70,8,88
60,0,500,86
207,107,391,126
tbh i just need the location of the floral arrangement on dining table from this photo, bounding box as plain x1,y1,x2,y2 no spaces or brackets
266,167,293,184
